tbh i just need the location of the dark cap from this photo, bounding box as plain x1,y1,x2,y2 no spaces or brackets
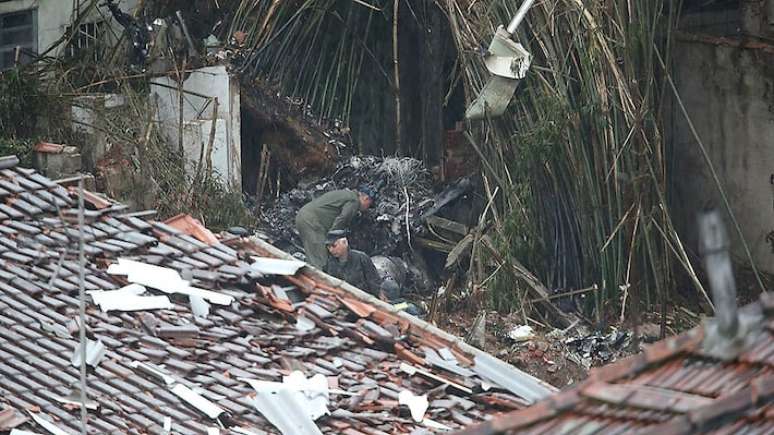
325,229,348,246
357,185,377,202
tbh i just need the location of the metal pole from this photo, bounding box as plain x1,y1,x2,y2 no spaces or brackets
698,211,739,339
506,0,536,35
77,175,88,434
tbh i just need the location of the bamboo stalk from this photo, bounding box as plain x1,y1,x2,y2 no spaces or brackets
392,0,402,155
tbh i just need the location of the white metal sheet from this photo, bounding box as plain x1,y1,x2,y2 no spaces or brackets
108,258,234,305
171,384,225,420
28,413,74,435
249,258,305,275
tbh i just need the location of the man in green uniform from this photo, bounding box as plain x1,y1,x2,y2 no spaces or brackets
295,186,375,267
323,230,384,297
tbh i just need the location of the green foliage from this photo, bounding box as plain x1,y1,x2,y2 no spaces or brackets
188,177,256,232
0,138,35,166
87,83,255,232
0,67,44,139
0,68,49,166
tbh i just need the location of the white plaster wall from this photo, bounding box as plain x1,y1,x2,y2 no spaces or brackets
182,119,229,185
0,0,139,56
149,65,242,189
670,39,774,273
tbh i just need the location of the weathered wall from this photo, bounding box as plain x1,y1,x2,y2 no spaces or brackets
0,0,139,56
669,36,774,273
150,65,242,189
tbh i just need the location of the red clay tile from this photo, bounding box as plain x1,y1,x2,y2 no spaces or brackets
164,214,219,245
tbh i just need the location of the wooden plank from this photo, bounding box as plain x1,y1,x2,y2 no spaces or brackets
416,237,455,253
481,236,581,329
426,216,469,236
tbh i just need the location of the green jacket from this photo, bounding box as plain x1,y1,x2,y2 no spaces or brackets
297,189,360,232
324,249,383,296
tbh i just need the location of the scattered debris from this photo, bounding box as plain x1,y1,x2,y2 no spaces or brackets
231,427,264,435
69,338,105,368
250,257,306,275
422,418,453,432
51,392,99,411
107,258,234,305
165,214,219,245
243,371,330,421
0,161,559,433
460,291,774,434
158,324,200,339
170,384,227,420
249,389,323,435
295,316,316,332
399,390,430,423
89,284,173,312
400,363,473,395
424,347,475,378
244,372,330,435
638,322,662,342
259,156,436,258
565,329,632,369
28,413,72,435
190,294,211,318
472,352,556,403
466,312,487,349
130,361,176,385
420,177,473,219
39,321,70,339
0,408,28,431
508,325,535,342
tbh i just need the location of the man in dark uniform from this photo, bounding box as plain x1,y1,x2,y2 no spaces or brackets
323,230,383,298
295,186,375,268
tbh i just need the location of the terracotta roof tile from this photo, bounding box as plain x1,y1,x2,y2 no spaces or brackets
0,157,553,434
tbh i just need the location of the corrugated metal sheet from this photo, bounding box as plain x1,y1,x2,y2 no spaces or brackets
69,338,105,368
472,351,555,403
251,389,324,435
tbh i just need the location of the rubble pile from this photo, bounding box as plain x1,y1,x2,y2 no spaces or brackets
564,329,633,370
259,155,435,257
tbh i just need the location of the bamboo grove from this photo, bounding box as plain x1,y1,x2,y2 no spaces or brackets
224,0,707,323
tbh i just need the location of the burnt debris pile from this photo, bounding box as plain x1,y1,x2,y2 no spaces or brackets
258,155,435,258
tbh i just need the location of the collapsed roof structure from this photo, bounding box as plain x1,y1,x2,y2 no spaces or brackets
0,154,554,434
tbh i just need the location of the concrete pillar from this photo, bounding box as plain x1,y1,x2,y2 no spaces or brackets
33,143,82,180
149,65,242,190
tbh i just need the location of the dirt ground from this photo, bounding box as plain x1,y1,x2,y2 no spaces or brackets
435,305,703,388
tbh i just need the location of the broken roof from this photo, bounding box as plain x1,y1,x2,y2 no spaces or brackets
0,154,554,434
457,294,774,435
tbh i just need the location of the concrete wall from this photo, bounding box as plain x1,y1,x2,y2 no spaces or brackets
669,36,774,273
0,0,139,57
71,94,127,170
149,65,242,189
